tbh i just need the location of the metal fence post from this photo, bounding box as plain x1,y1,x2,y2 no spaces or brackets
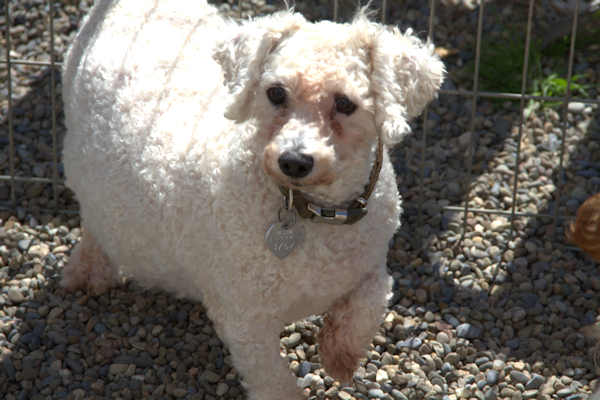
552,0,581,240
509,0,536,240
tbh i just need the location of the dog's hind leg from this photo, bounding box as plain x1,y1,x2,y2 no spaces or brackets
61,228,121,296
317,264,392,383
213,316,306,400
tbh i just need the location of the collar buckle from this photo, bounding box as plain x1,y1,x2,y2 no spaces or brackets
307,203,348,225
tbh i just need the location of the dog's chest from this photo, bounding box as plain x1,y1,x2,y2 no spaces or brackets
175,135,395,317
212,193,382,315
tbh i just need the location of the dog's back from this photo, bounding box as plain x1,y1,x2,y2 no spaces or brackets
62,0,230,158
62,0,235,293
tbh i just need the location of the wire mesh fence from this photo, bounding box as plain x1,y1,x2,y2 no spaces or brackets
1,0,599,239
1,0,65,216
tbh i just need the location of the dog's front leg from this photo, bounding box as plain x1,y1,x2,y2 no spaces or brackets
216,317,306,400
318,264,392,383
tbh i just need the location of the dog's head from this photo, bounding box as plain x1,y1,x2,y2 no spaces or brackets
214,9,445,203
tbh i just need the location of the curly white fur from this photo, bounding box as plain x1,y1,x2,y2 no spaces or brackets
61,1,444,399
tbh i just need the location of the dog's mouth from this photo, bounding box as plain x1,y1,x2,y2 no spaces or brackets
289,178,325,188
262,161,333,190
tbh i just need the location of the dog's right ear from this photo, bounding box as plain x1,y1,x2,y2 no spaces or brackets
370,27,445,146
352,8,445,146
213,11,306,123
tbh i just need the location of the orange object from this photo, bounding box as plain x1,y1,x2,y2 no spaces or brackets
567,194,600,262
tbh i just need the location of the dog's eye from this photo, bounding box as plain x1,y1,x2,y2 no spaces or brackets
267,87,286,105
335,97,356,115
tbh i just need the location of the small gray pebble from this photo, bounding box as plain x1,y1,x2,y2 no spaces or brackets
485,388,498,400
3,358,16,378
510,371,529,384
64,358,84,374
556,387,575,396
444,314,460,328
41,376,56,387
391,389,408,400
20,332,33,344
129,380,143,390
486,369,498,385
396,337,421,350
17,239,33,252
93,323,107,334
368,389,385,398
456,323,481,339
135,355,153,368
298,361,311,378
525,374,544,390
47,331,69,345
441,362,452,375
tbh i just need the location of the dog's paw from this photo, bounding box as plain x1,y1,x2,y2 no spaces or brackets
60,270,119,297
60,262,121,297
317,313,366,384
318,331,363,383
60,231,122,296
318,347,361,384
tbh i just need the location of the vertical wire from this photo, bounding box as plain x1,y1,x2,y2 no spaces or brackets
381,0,387,25
417,0,436,225
333,0,338,22
6,0,15,207
49,0,58,212
460,0,486,237
509,0,536,240
552,0,580,240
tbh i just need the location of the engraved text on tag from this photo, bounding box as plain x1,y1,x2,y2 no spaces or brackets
264,221,304,260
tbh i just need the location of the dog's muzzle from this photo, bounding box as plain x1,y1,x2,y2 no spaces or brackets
278,137,384,226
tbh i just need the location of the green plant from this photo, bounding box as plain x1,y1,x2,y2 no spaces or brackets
464,32,593,108
474,33,543,95
533,73,590,100
459,7,599,109
527,73,591,114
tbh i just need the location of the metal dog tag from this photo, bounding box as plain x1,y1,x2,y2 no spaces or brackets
264,208,304,260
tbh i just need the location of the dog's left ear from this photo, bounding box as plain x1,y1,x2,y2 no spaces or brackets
366,25,446,146
213,11,306,123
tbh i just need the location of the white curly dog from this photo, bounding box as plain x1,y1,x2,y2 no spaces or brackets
60,0,444,398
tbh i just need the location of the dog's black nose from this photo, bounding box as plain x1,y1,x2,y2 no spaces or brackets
278,151,313,178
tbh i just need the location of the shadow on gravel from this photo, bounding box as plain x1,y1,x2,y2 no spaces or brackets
385,1,600,395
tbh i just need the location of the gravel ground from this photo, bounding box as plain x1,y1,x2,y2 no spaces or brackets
1,1,600,400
